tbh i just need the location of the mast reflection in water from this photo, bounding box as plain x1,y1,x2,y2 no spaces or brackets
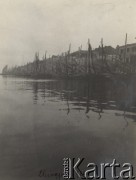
27,77,136,120
1,76,136,179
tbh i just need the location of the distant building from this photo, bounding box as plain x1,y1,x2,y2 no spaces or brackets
70,47,117,62
70,50,87,58
118,43,136,63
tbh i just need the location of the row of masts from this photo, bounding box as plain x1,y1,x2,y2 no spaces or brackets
3,34,132,77
33,38,105,76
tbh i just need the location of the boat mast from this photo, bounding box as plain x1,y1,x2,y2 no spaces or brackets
124,33,127,63
88,39,91,74
101,38,104,63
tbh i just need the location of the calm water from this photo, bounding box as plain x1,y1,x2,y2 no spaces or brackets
0,75,136,179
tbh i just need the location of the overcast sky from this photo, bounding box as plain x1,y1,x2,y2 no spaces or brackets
0,0,136,71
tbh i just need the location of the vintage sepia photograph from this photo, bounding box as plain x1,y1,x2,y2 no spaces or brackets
0,0,136,179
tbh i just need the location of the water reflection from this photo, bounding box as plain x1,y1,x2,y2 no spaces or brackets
18,77,136,121
2,75,136,122
32,82,38,104
1,76,136,179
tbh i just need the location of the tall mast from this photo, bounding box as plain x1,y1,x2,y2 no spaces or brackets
68,43,71,55
66,43,71,77
88,39,91,74
101,38,104,63
124,33,127,63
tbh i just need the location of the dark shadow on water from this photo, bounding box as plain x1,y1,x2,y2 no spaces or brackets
24,76,136,121
2,75,136,121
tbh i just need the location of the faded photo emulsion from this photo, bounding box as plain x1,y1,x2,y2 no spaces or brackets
0,0,136,179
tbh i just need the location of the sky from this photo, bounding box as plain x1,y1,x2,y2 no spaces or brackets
0,0,136,71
